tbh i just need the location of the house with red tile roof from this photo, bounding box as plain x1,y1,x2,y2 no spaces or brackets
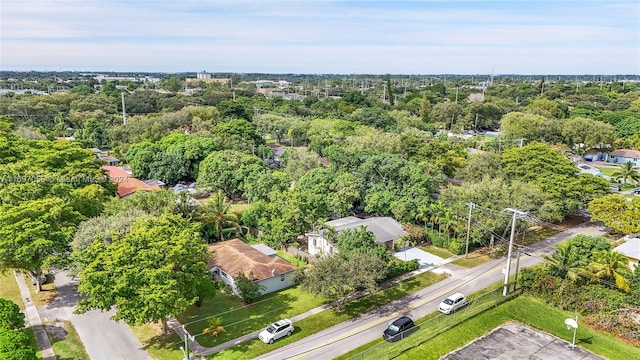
101,165,161,198
208,239,297,296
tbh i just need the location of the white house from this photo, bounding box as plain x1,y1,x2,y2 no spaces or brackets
208,239,297,296
613,235,640,269
606,149,640,167
307,216,407,257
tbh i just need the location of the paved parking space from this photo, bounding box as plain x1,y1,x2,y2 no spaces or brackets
393,247,443,268
441,323,604,360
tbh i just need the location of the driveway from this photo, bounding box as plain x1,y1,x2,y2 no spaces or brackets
393,247,443,268
38,271,152,360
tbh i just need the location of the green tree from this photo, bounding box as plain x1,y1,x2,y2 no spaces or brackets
500,112,561,143
76,215,211,333
0,198,80,292
560,117,615,154
588,195,640,234
0,299,24,330
234,271,266,304
196,190,243,242
587,250,632,291
197,150,266,198
0,329,38,360
294,252,386,311
611,161,640,185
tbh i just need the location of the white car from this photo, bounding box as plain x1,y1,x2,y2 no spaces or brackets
258,319,294,344
438,293,468,314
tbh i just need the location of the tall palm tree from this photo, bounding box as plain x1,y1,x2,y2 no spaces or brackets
587,250,631,291
611,161,640,185
197,190,244,242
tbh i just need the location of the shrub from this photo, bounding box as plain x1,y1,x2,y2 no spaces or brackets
235,271,266,304
385,259,420,280
447,239,465,255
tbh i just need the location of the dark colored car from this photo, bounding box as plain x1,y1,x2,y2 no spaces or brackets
383,316,415,342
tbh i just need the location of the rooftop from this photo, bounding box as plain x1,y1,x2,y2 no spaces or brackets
208,239,297,281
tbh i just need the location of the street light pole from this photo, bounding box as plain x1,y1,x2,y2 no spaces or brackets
503,209,518,296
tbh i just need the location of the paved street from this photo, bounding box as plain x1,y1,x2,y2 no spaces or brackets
38,271,151,360
256,223,606,360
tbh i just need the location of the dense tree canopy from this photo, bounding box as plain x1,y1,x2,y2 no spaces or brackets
76,215,211,332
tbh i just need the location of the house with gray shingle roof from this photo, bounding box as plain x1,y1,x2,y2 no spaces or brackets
306,216,407,257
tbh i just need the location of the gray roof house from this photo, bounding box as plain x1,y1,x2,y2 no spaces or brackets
307,216,407,256
613,235,640,269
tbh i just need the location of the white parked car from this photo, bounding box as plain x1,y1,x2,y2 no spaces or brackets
438,293,468,314
258,319,294,344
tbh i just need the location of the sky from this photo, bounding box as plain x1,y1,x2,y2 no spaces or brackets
1,0,639,75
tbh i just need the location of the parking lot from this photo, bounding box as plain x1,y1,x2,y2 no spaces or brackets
441,323,604,360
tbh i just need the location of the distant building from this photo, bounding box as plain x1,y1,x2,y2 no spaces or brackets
186,71,230,85
606,149,640,167
101,165,162,198
614,235,640,269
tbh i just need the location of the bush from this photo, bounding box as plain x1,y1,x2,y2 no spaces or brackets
425,229,447,248
385,259,420,280
447,239,465,255
235,271,266,304
404,224,426,243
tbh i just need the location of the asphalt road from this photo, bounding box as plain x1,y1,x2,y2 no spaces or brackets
256,223,606,360
38,271,152,360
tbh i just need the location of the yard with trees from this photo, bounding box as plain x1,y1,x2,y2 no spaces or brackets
0,73,639,358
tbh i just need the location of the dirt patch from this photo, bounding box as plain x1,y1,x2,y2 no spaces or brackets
440,322,604,360
45,322,68,342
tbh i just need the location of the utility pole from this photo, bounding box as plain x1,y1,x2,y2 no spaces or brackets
519,138,524,147
180,325,195,360
465,202,474,258
121,91,127,126
503,208,523,296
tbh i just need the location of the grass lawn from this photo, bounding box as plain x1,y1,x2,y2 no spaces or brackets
45,321,90,360
340,296,640,360
0,271,24,309
130,323,184,360
450,253,491,268
24,272,57,306
210,271,449,360
597,167,617,176
418,246,453,259
23,326,42,359
230,203,250,213
179,286,327,347
519,226,559,247
276,251,309,268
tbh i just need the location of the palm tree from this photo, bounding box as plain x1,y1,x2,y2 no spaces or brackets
611,161,640,185
545,243,586,281
197,190,244,242
587,250,631,291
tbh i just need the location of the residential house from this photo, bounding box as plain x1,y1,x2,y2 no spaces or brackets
101,165,161,198
606,149,640,167
307,216,407,257
208,239,297,296
613,235,640,269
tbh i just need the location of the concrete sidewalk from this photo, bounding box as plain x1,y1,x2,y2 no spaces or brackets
14,271,56,360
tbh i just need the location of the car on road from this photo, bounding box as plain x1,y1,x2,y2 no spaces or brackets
383,316,415,342
632,187,640,195
258,319,294,344
438,293,468,314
